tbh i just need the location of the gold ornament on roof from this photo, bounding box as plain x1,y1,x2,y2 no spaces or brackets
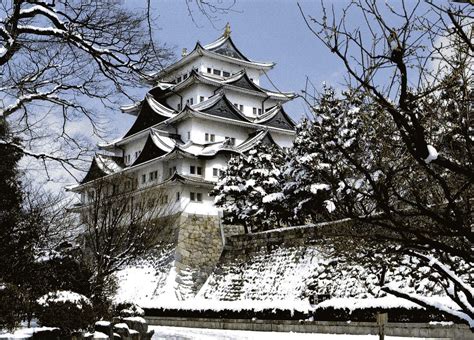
224,23,231,38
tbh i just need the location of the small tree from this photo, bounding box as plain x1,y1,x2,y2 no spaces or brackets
212,142,291,232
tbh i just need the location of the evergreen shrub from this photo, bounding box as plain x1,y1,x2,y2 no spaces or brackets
36,290,94,335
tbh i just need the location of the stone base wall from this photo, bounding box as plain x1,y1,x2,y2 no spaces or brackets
174,213,224,298
146,317,472,339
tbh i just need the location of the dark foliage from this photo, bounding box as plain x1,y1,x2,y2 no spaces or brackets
36,292,95,336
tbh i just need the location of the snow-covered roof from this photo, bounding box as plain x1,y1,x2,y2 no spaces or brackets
131,130,175,166
149,30,274,83
236,130,278,153
254,104,296,130
79,154,124,185
165,93,253,127
122,95,175,139
157,69,295,102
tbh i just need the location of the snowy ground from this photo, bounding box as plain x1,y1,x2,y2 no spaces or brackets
0,326,449,339
0,327,57,339
149,326,434,340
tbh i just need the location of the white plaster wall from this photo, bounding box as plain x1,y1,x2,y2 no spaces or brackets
177,119,193,143
204,154,232,182
161,59,202,83
176,118,251,145
135,161,165,189
224,92,278,118
122,136,147,166
182,185,218,215
198,56,261,84
166,84,202,111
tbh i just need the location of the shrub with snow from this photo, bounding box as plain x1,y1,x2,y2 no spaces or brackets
36,290,95,335
114,302,145,317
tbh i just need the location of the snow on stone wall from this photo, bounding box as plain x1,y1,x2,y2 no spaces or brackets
114,215,181,304
197,220,439,302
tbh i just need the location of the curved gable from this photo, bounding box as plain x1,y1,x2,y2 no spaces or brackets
123,99,170,138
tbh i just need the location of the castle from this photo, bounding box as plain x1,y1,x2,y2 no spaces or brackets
72,24,296,217
71,25,296,296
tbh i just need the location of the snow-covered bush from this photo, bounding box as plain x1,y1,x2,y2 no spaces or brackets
36,290,94,335
114,302,145,317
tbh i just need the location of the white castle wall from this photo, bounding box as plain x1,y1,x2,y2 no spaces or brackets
176,118,251,145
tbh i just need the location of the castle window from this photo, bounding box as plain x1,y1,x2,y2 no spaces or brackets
207,67,211,73
177,103,182,111
239,104,243,111
200,96,204,102
212,168,219,177
258,108,262,115
190,166,202,175
213,69,221,76
210,134,215,142
183,73,188,80
187,131,191,140
205,133,209,142
191,192,202,202
177,76,182,83
149,170,158,181
227,137,235,146
141,174,146,184
176,192,180,202
223,71,230,77
253,107,257,115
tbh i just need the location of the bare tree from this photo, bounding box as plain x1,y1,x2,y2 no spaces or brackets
297,0,473,328
0,0,174,177
76,174,179,306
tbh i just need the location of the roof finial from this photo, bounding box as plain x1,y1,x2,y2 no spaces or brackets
224,22,231,38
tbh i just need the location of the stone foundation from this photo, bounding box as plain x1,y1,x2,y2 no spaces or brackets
174,213,225,298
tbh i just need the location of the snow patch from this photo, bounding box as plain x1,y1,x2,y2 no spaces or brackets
310,183,330,194
424,145,438,163
262,192,284,203
37,290,91,309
